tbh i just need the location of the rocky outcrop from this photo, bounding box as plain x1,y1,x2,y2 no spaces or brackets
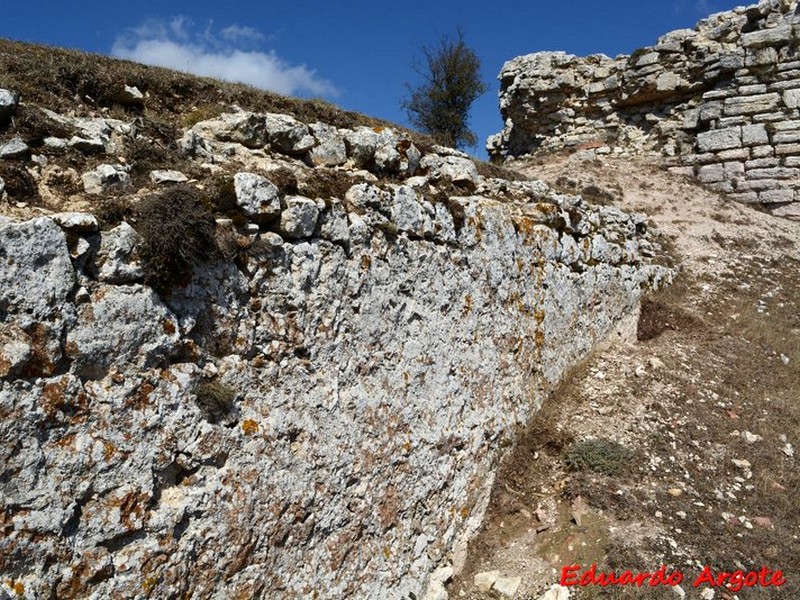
1,85,671,598
488,0,800,219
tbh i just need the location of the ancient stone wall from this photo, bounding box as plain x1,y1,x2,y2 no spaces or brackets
488,0,800,219
0,93,670,598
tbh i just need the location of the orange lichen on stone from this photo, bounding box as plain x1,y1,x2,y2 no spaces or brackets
360,254,372,270
242,419,259,435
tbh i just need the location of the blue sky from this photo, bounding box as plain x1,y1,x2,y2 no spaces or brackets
1,0,742,157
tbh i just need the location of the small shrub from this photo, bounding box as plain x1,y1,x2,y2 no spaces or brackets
183,104,227,128
134,185,218,295
194,379,236,423
0,163,39,203
95,197,133,228
565,438,635,476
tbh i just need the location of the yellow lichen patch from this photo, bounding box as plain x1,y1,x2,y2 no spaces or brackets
242,419,259,435
460,506,469,519
142,576,157,593
383,546,392,559
462,294,473,317
13,581,24,596
372,126,385,133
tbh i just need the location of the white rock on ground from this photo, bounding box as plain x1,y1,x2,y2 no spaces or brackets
150,170,188,185
0,137,29,159
0,88,19,120
81,163,131,194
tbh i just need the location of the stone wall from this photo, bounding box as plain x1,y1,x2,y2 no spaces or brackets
0,94,670,598
488,0,800,219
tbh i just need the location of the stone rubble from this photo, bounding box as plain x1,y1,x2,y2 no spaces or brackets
489,0,800,218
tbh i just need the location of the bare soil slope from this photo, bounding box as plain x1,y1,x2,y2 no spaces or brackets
451,153,800,599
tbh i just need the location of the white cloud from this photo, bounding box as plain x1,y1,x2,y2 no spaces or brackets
111,17,338,98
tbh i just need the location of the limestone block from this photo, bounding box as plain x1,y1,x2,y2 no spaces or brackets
82,164,131,194
307,122,347,167
772,130,800,143
697,126,742,152
234,172,281,220
741,24,793,48
717,148,750,160
747,166,800,178
784,89,800,108
96,222,143,284
698,163,726,183
759,188,795,203
723,93,780,116
752,145,774,158
280,196,319,238
264,113,315,155
742,124,769,146
210,112,268,148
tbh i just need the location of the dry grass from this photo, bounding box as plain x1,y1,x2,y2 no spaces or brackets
0,38,432,147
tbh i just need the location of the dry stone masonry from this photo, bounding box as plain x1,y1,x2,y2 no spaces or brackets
488,0,800,219
0,80,671,599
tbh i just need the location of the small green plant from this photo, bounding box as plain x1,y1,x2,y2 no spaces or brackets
194,379,236,423
134,185,218,296
565,438,635,476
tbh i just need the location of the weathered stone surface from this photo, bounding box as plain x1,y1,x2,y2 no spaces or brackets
697,127,741,152
742,123,769,146
95,222,143,283
280,196,319,238
307,122,347,167
0,88,18,121
68,135,106,153
783,88,800,108
234,172,281,220
421,155,480,189
0,137,29,159
66,285,180,378
264,112,315,155
51,212,99,233
205,111,267,148
149,169,188,185
81,164,131,194
0,217,76,375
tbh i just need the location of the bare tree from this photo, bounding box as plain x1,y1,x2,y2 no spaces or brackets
401,30,488,150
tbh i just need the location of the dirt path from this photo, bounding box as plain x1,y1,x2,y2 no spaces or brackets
448,154,800,600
